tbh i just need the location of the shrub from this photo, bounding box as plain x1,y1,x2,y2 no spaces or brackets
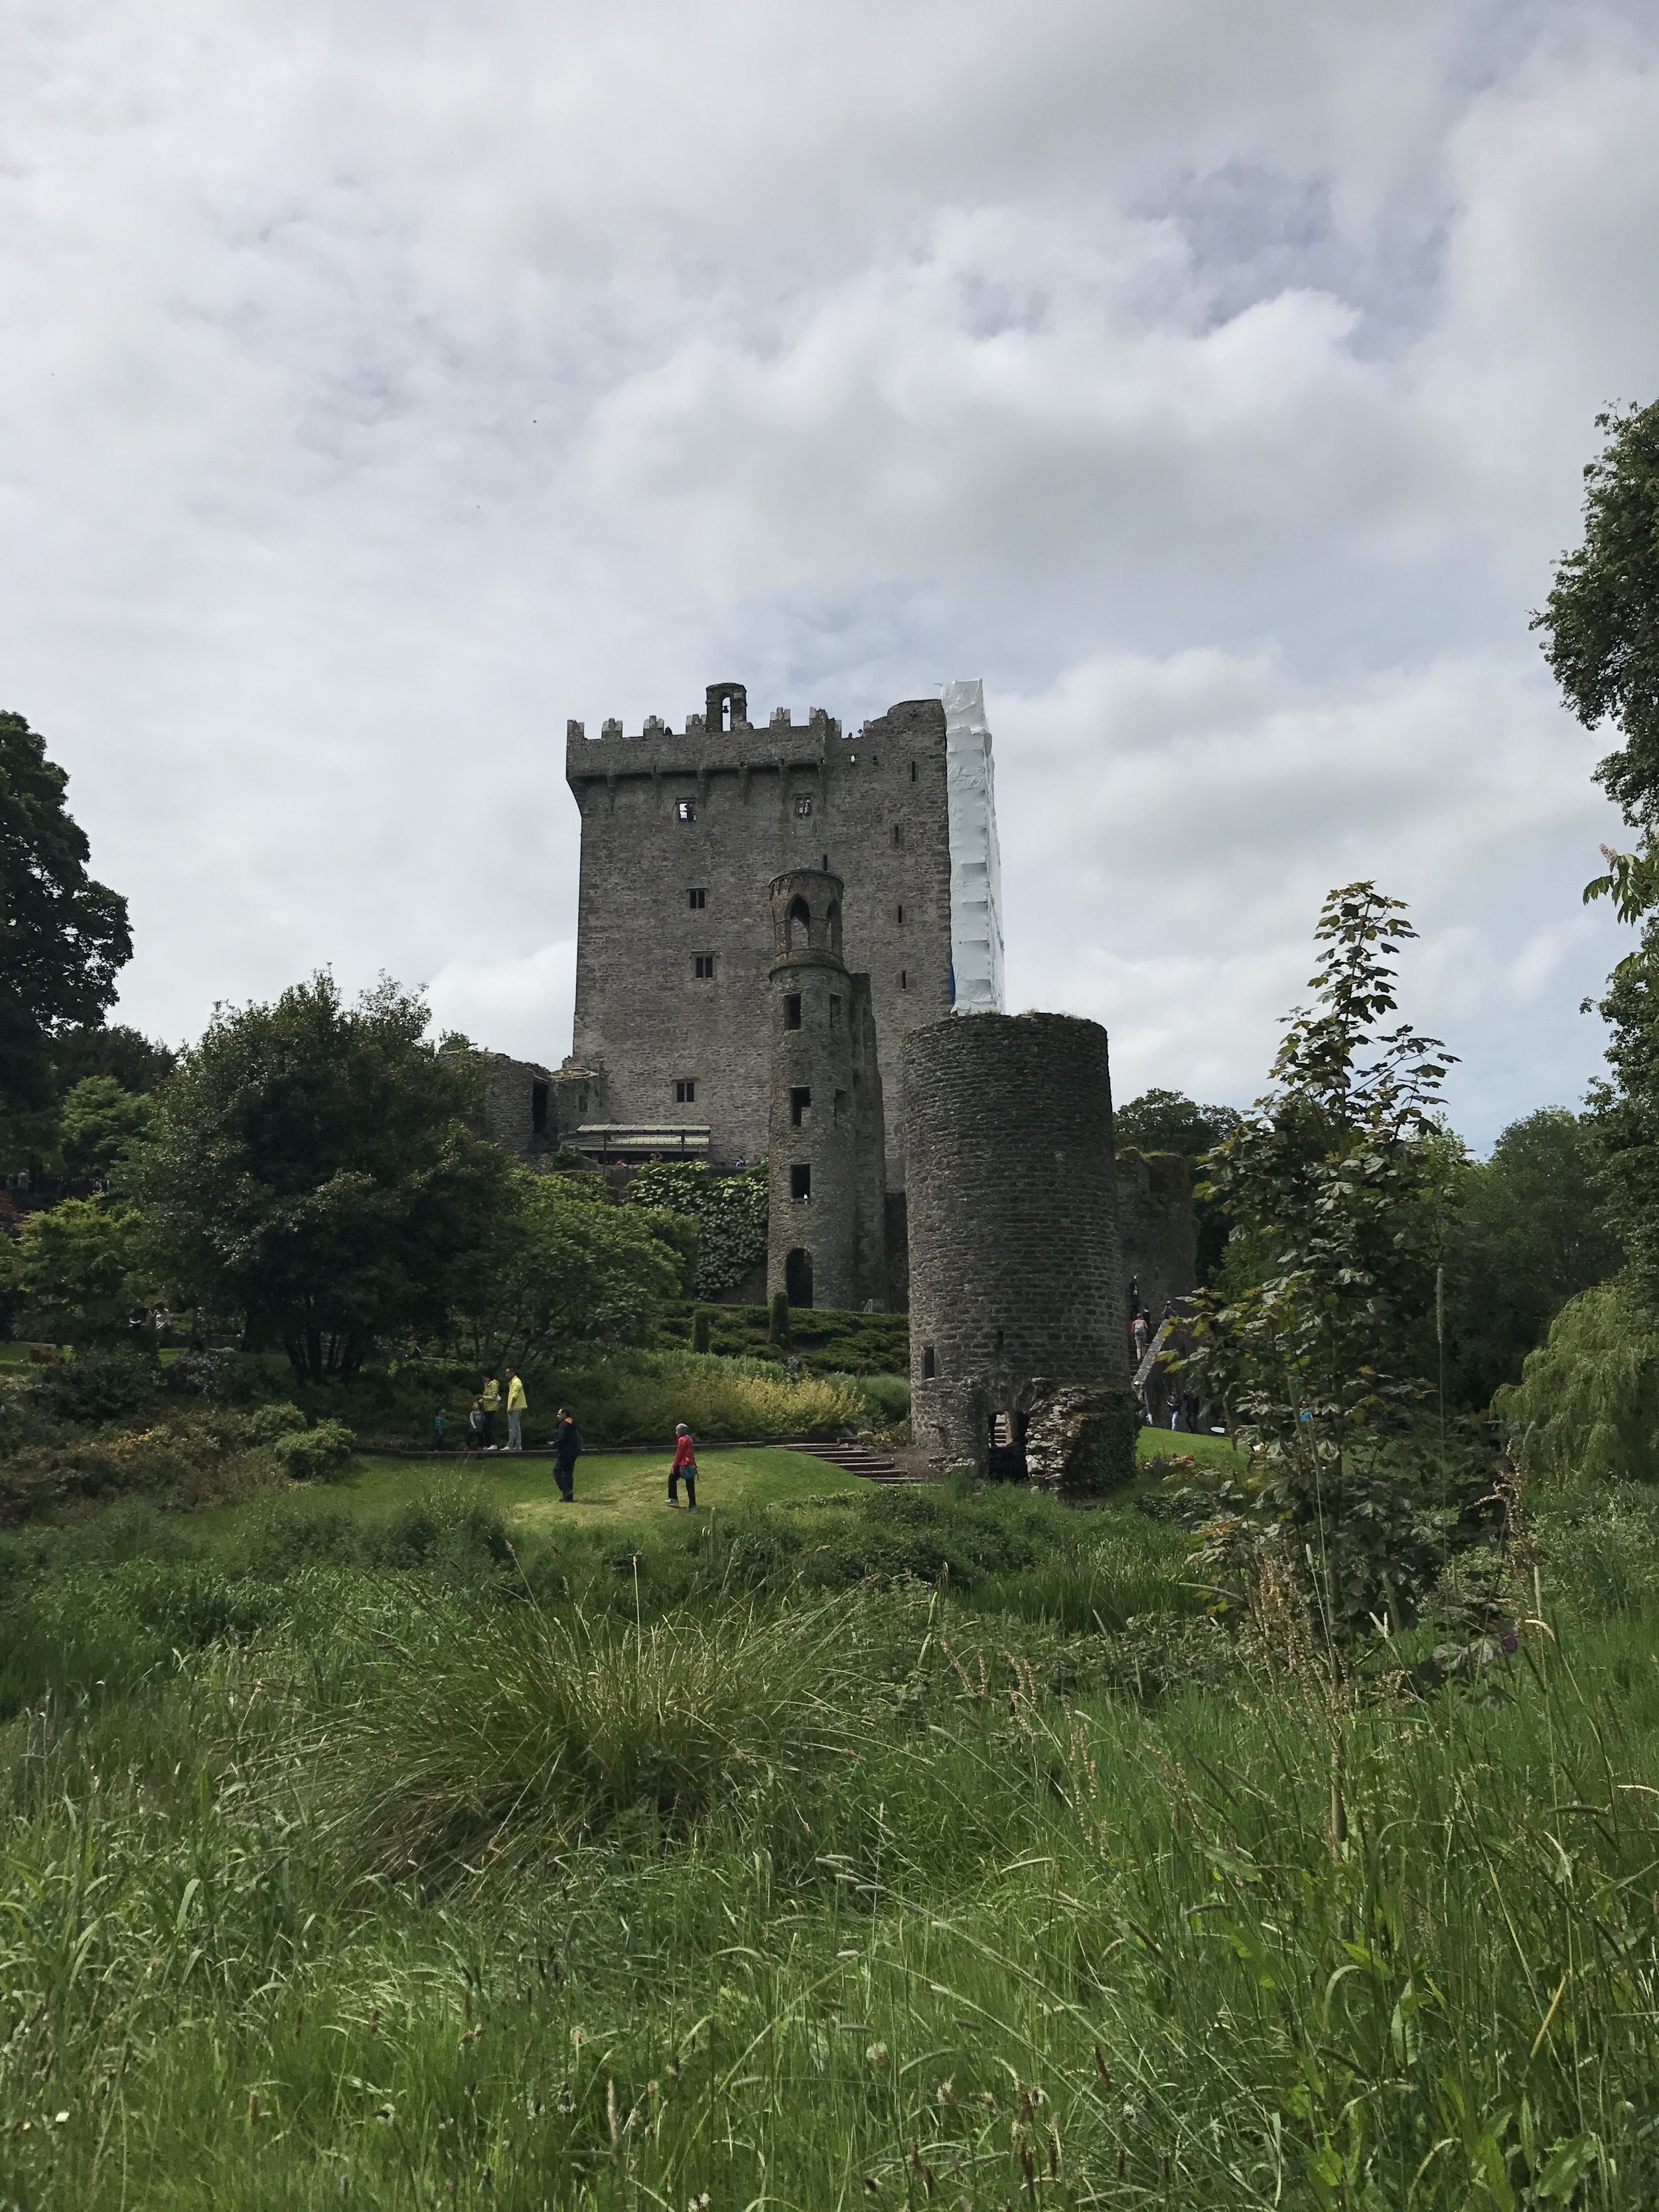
271,1418,358,1482
334,1592,868,1885
691,1309,712,1354
159,1348,261,1402
769,1291,790,1347
27,1342,159,1424
246,1399,307,1442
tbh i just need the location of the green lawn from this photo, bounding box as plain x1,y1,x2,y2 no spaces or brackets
192,1442,867,1544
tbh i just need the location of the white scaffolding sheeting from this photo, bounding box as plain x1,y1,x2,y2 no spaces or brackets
942,678,1005,1013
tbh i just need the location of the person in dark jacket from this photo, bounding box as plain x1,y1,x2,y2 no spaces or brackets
553,1408,581,1502
668,1423,697,1509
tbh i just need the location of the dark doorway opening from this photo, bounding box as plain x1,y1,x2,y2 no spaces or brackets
786,1248,814,1307
531,1081,549,1136
790,1086,811,1126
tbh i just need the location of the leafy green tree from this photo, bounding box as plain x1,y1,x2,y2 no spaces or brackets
0,713,132,1120
1536,398,1659,833
1114,1086,1242,1286
1174,884,1462,1646
626,1160,768,1300
451,1166,684,1370
50,1022,175,1098
58,1076,153,1181
1445,1108,1622,1407
0,1197,143,1344
1535,399,1659,1308
131,974,506,1381
1493,1282,1659,1484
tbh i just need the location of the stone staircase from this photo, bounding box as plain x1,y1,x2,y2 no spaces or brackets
783,1439,926,1486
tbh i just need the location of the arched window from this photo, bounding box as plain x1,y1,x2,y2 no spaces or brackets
786,1248,814,1308
826,900,841,953
786,894,811,948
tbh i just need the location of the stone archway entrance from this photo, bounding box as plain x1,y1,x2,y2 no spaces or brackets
785,1248,814,1308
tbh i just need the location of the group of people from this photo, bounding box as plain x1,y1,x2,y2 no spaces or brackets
429,1376,699,1509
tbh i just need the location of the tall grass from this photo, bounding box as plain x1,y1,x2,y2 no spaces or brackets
3,1481,1659,2205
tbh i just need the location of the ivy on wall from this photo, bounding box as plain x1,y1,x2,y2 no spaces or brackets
626,1161,768,1300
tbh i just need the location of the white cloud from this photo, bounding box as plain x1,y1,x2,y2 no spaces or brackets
0,0,1654,1145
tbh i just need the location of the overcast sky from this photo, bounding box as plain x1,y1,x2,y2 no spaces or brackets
5,0,1657,1147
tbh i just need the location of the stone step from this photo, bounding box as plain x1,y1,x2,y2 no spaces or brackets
782,1440,926,1483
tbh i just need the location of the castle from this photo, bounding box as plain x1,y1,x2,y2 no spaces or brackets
476,675,1193,1339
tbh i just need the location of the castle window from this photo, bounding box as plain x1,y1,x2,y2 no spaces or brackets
532,1080,549,1136
675,1079,696,1104
786,894,811,949
790,1163,812,1203
677,798,696,822
833,1088,848,1122
901,970,907,990
784,993,802,1030
922,1345,936,1379
794,794,814,818
892,823,904,849
687,887,706,909
790,1086,811,1127
897,903,904,924
694,954,715,979
830,995,841,1027
909,761,917,782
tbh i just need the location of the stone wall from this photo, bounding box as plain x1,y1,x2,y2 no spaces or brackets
444,1050,561,1167
903,1012,1129,1477
1117,1149,1198,1324
564,688,954,1184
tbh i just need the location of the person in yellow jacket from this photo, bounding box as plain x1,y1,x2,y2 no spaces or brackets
480,1373,500,1451
504,1366,528,1453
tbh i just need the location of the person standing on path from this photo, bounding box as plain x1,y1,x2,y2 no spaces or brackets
431,1407,448,1452
467,1398,487,1451
553,1407,581,1502
668,1423,697,1510
480,1374,500,1451
504,1366,527,1453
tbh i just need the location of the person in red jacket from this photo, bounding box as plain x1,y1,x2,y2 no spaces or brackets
669,1423,697,1509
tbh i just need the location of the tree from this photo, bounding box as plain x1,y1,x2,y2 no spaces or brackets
1444,1108,1622,1408
1114,1086,1242,1286
1534,400,1659,1310
450,1167,684,1370
131,974,506,1381
0,1198,144,1344
1173,884,1462,1646
58,1075,153,1181
50,1023,176,1098
1536,398,1659,833
0,713,132,1118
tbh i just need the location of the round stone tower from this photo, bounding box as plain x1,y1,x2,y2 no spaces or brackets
903,1012,1131,1485
766,869,859,1310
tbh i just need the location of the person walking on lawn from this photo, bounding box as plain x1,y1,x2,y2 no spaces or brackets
668,1422,697,1510
504,1366,527,1453
553,1407,581,1502
480,1373,500,1450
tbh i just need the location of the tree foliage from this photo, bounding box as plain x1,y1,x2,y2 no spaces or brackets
1173,883,1464,1645
58,1076,153,1181
626,1160,768,1299
131,974,506,1381
50,1022,176,1098
1494,1282,1659,1485
1444,1107,1622,1408
0,1198,145,1345
1536,398,1659,832
0,713,132,1117
451,1167,684,1370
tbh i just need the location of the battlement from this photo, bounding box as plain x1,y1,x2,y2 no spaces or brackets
571,707,849,778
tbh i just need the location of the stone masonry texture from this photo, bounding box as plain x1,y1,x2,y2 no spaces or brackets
904,1013,1130,1475
565,689,953,1186
1117,1150,1198,1323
